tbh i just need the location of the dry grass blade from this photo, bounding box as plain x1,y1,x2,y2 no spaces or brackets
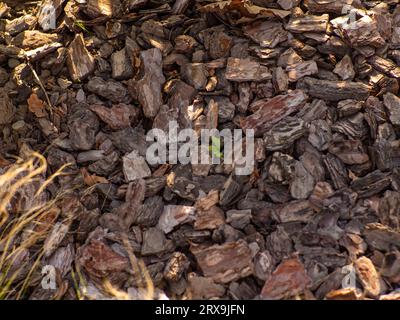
0,153,71,299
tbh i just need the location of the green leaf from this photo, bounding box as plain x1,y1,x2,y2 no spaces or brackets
211,136,220,149
74,20,90,33
210,136,223,159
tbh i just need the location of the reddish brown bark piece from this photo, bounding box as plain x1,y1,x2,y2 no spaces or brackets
328,140,369,165
67,33,95,82
226,57,271,82
379,191,400,230
111,48,134,80
68,109,99,150
208,31,233,59
89,104,138,130
181,63,209,90
141,228,173,256
27,93,47,118
158,205,196,233
351,170,391,198
309,182,334,209
273,67,288,93
368,56,400,79
243,21,287,48
195,190,219,211
286,14,329,33
88,77,130,103
122,150,151,182
339,15,386,48
194,206,225,230
383,93,400,126
191,240,253,284
78,239,129,278
304,0,360,14
276,200,315,223
132,48,165,118
261,257,311,299
277,48,302,68
333,55,355,80
186,274,225,299
297,77,371,101
174,35,198,54
241,89,308,136
264,116,306,151
118,179,146,229
286,61,318,82
290,162,315,200
364,223,400,252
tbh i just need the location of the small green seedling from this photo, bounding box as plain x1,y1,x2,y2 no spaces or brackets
74,20,90,34
210,136,223,159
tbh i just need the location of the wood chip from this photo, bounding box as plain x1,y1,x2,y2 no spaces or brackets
67,34,95,82
286,61,318,82
194,206,225,230
158,205,196,233
383,92,400,126
78,239,129,278
243,21,287,48
226,57,272,82
333,55,355,80
191,240,254,284
261,257,311,299
241,89,308,136
132,48,165,118
286,14,329,33
297,77,371,101
355,256,381,297
339,15,386,48
122,150,151,182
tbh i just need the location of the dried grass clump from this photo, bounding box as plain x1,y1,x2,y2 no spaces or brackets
0,153,156,300
0,152,70,299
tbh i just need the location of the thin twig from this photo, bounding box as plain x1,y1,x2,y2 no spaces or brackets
26,61,54,115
